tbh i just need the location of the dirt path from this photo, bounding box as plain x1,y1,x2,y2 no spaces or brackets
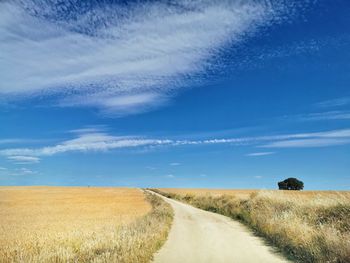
151,191,291,263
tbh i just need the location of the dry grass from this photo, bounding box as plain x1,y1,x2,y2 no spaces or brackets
154,188,350,263
158,188,349,199
0,187,173,263
158,188,257,199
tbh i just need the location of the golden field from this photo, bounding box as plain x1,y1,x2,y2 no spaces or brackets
158,188,350,199
0,187,173,263
154,188,350,263
158,188,257,199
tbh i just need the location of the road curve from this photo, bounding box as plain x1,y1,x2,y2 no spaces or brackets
151,191,291,263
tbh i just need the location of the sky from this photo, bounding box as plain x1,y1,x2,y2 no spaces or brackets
0,0,349,190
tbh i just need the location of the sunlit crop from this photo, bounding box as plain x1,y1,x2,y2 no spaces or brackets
0,187,172,263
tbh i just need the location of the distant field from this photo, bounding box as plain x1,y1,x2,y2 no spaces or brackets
159,188,350,199
155,188,350,262
0,187,172,263
158,188,257,199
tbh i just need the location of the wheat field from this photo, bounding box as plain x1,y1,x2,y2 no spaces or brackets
0,187,172,263
154,188,350,263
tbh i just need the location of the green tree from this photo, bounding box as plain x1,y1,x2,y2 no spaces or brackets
278,178,304,190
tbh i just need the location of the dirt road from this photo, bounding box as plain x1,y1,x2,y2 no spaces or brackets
151,191,291,263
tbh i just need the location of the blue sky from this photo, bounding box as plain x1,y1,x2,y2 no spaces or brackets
0,0,349,190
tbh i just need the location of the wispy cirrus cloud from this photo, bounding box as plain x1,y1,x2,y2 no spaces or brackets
0,166,37,176
0,132,173,157
261,138,350,148
0,139,32,145
69,126,108,134
0,139,22,145
315,97,350,108
282,97,350,123
145,166,157,171
1,128,350,161
246,152,275,157
0,0,311,115
298,111,350,121
10,168,37,176
6,155,40,164
259,129,350,148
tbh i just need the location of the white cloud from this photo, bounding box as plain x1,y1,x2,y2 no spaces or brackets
314,129,350,138
297,111,350,121
0,138,50,145
0,165,37,176
165,174,175,178
18,168,35,175
7,155,40,164
10,168,37,176
260,129,350,148
254,175,263,179
246,152,275,156
0,139,22,145
0,0,306,114
174,129,350,148
69,126,107,134
0,132,173,157
170,162,181,166
315,97,350,108
262,138,350,148
1,128,349,160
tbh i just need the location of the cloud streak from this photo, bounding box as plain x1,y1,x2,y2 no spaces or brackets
0,139,33,145
6,155,40,164
259,129,350,148
246,152,275,156
1,128,350,161
0,133,173,157
11,168,37,176
293,111,350,121
0,0,309,114
315,97,350,108
261,138,350,148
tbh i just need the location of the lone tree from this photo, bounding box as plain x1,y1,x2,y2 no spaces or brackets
278,177,304,190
